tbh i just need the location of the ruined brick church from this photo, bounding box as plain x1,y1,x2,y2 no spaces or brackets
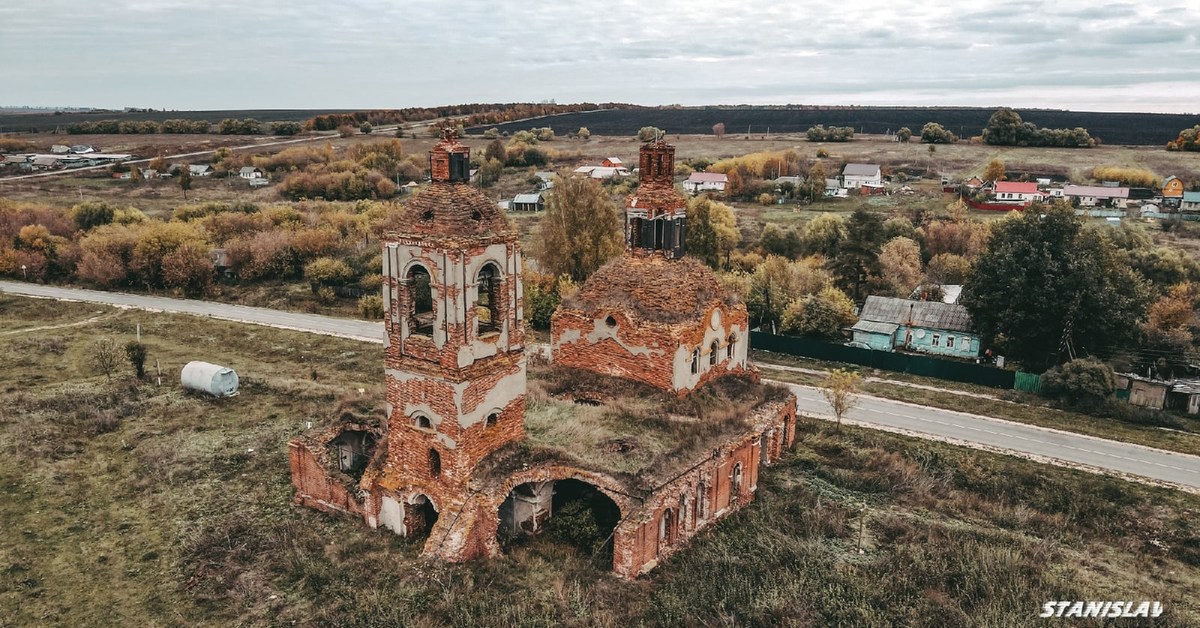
290,133,797,578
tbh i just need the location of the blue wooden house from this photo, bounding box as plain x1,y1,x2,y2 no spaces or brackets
849,296,981,358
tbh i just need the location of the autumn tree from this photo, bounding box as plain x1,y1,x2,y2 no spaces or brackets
577,127,590,140
925,253,973,285
637,126,663,142
800,162,827,202
802,212,846,258
781,287,857,339
920,122,957,144
1167,124,1200,151
876,236,923,296
532,176,623,282
746,256,803,333
477,157,503,188
983,159,1006,182
820,368,861,432
759,224,802,259
962,204,1153,371
483,139,507,163
72,201,115,231
160,240,214,297
685,195,739,269
712,122,726,138
177,164,193,200
896,127,912,143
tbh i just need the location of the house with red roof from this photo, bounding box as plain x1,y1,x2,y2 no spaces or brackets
993,181,1043,203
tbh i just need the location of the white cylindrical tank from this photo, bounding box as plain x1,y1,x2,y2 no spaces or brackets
181,361,239,397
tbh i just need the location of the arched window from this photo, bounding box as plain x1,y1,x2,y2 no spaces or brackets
679,494,690,531
407,264,434,336
486,412,499,427
709,340,719,367
730,463,743,500
691,348,700,374
429,449,442,478
696,483,708,521
476,263,500,335
413,415,431,430
659,508,676,545
727,334,736,360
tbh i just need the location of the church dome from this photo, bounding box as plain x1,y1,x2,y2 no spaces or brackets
390,132,513,239
396,182,513,238
563,255,736,325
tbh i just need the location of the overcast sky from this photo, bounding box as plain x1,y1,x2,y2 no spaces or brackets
3,0,1197,113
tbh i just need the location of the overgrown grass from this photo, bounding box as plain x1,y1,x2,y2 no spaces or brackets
2,294,1197,626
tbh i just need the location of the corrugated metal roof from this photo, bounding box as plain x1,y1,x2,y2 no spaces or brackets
1172,380,1200,394
1183,191,1200,203
686,172,728,183
1064,184,1129,199
843,163,880,177
513,193,542,204
859,296,973,333
851,320,899,335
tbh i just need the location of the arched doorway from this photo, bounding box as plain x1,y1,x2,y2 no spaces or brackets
378,493,439,540
497,478,621,564
407,494,439,540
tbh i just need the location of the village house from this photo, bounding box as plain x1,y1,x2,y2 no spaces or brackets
511,192,544,212
841,163,882,189
993,181,1043,203
289,134,797,580
849,296,980,358
574,165,629,179
31,156,63,171
824,178,848,198
601,157,624,168
189,164,214,177
682,172,727,194
1115,373,1171,410
1162,175,1185,208
1182,191,1200,212
239,166,264,179
1063,184,1130,208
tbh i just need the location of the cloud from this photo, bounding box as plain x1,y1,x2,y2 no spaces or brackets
0,0,1197,113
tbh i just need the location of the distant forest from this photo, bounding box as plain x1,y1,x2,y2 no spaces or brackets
467,106,1200,146
3,104,1198,146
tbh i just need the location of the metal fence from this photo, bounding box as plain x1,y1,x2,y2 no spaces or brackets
1013,371,1043,393
751,331,1016,389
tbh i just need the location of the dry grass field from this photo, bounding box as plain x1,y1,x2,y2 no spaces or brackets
2,294,1199,626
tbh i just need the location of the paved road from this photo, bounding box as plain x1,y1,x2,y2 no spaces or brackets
0,280,384,342
3,280,1197,492
788,385,1199,492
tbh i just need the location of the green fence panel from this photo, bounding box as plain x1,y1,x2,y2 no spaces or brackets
751,331,1015,388
1013,371,1043,393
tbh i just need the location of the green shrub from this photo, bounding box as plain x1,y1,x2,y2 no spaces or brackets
1040,358,1114,411
358,294,384,319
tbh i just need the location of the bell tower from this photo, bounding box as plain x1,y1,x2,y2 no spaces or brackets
626,136,687,259
366,132,526,544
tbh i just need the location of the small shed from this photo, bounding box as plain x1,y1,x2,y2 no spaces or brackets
181,361,239,397
512,192,544,212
